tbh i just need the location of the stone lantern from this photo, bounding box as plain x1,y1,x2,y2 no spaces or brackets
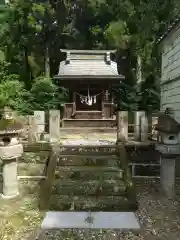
155,112,180,198
0,113,23,198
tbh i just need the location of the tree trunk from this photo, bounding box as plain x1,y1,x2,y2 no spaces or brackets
136,54,142,85
24,46,32,90
45,43,50,78
136,54,143,109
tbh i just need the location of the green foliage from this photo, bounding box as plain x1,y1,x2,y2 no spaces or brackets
105,20,131,49
0,74,68,114
0,0,180,112
0,60,10,80
0,77,29,112
112,82,139,111
28,76,68,111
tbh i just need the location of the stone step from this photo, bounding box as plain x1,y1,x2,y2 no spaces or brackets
62,119,116,128
61,122,135,132
49,195,138,211
57,155,118,166
75,111,102,119
54,171,124,181
55,166,124,180
60,127,117,133
52,180,127,196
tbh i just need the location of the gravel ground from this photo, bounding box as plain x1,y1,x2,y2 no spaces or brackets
1,179,180,240
34,180,180,240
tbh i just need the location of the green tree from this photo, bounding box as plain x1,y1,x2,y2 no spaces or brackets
0,0,180,112
28,76,68,111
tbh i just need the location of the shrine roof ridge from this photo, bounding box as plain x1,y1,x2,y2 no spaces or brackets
54,75,125,79
60,49,116,54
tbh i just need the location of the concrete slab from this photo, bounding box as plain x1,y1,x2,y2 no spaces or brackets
41,211,140,230
41,212,90,229
60,139,115,145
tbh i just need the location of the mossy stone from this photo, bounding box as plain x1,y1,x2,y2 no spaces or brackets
0,119,23,131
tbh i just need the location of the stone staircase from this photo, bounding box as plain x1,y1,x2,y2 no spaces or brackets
39,144,138,212
62,110,116,128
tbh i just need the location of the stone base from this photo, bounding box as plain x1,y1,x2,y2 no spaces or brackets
41,211,140,230
0,144,23,160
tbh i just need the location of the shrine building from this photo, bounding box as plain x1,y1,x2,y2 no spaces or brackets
54,49,125,127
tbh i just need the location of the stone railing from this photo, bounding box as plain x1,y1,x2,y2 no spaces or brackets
0,108,159,142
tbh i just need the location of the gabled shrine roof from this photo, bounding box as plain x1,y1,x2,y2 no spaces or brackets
55,49,124,79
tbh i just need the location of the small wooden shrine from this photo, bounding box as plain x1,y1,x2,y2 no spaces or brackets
54,49,125,127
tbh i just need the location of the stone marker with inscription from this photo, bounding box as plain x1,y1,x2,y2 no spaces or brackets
34,111,45,140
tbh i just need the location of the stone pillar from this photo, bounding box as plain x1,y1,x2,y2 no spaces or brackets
0,141,23,199
160,156,175,199
134,111,146,141
117,111,128,143
152,115,158,140
49,110,60,142
28,115,37,142
140,113,148,141
34,111,45,140
2,159,19,198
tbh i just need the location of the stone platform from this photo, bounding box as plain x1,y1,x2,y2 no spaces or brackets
41,211,140,230
61,119,116,128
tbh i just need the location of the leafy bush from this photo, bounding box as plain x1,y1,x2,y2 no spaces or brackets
0,77,29,113
28,76,68,111
0,73,68,114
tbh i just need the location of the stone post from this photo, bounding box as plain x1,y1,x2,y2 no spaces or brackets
49,110,60,142
134,111,146,141
156,144,179,199
2,159,19,198
34,111,45,140
160,156,175,199
28,115,37,142
140,113,148,141
152,115,158,140
0,137,23,199
116,111,128,143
